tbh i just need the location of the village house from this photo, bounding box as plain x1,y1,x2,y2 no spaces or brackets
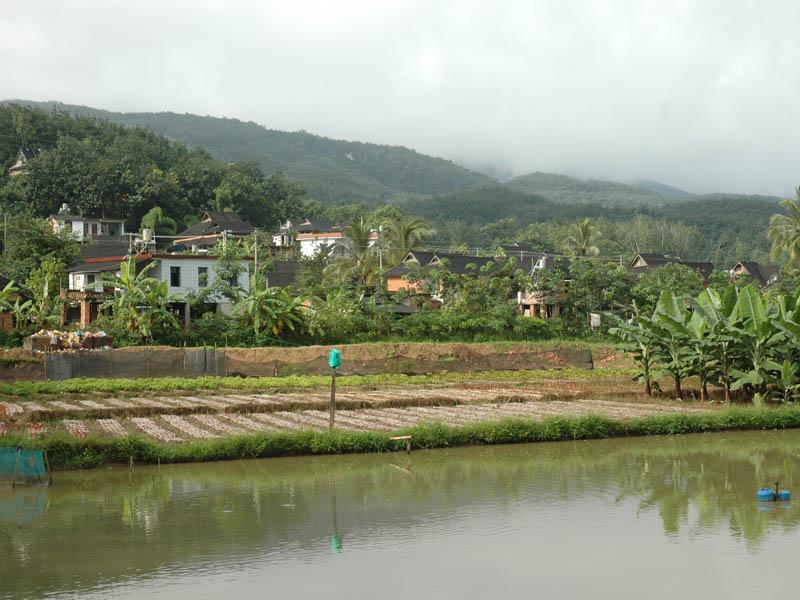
49,204,126,242
62,252,251,328
7,147,39,176
293,220,379,258
384,251,437,293
174,211,255,250
507,249,571,320
730,261,779,288
629,253,715,282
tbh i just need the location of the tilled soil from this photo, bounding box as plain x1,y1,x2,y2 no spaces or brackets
0,383,707,443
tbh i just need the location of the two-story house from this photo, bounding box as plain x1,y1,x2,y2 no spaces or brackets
50,204,126,241
62,253,251,328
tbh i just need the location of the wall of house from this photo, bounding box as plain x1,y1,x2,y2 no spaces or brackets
298,236,341,258
69,272,109,292
151,257,250,301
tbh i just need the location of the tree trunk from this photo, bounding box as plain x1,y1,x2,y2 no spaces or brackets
724,382,732,403
674,376,683,401
699,379,707,403
645,378,652,397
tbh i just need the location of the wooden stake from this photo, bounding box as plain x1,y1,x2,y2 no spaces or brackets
329,369,336,430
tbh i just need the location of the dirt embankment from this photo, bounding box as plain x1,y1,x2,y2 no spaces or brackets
0,342,602,382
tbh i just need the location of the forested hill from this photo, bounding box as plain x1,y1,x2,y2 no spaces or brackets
5,100,493,203
504,171,684,207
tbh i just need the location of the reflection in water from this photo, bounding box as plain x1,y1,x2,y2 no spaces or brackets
329,480,343,553
2,430,800,599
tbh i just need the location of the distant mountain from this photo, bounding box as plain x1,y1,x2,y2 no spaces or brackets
632,179,694,199
504,171,676,207
5,100,493,203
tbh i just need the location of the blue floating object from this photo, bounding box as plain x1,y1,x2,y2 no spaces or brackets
778,490,792,501
757,488,775,501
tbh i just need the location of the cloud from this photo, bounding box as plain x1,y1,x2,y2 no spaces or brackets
2,0,799,195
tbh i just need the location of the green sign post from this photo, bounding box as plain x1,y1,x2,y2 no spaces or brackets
328,349,341,429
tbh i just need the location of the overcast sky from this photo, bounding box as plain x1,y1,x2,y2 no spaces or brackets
2,0,799,195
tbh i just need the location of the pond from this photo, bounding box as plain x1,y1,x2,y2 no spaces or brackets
2,430,800,599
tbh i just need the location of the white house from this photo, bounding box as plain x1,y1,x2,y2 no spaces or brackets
295,222,379,258
50,204,126,241
63,253,252,327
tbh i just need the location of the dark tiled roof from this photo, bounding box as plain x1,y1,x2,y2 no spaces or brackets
177,211,255,238
296,219,337,233
267,261,301,288
631,253,714,280
81,241,131,259
66,260,126,273
433,253,500,275
18,147,40,160
735,261,780,286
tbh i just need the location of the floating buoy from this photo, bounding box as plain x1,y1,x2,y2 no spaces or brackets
756,482,792,502
757,488,775,501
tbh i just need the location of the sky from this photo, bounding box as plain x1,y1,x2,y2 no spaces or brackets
2,0,799,195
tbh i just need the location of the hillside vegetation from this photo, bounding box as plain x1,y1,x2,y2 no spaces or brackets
504,171,681,207
8,100,493,203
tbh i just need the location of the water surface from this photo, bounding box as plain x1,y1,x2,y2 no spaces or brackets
3,430,800,599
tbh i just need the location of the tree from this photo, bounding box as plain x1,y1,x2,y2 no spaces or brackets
0,211,81,284
563,218,601,257
140,206,177,235
323,218,381,289
565,260,632,331
213,164,305,230
381,215,435,265
631,263,705,315
768,190,800,268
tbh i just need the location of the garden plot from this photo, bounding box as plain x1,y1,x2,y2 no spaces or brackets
131,417,183,442
97,418,128,437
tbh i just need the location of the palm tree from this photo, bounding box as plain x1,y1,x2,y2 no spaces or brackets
768,189,800,268
563,218,601,257
382,216,435,265
323,218,381,288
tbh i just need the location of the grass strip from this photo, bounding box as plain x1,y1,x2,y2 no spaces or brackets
0,367,637,397
3,406,800,470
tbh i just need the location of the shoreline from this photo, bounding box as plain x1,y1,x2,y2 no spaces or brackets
4,406,800,471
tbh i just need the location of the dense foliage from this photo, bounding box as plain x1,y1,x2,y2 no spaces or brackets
7,100,493,203
610,285,800,404
0,104,304,231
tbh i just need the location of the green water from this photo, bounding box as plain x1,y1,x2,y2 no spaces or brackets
3,430,800,599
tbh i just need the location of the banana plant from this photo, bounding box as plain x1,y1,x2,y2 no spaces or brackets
647,291,692,401
776,359,800,402
692,287,741,403
608,305,658,396
729,285,782,401
685,308,717,402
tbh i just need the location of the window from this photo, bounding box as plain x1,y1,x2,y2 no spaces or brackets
198,266,208,287
170,266,181,287
86,274,96,290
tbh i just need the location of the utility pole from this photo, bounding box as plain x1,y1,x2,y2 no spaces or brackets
253,229,258,285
